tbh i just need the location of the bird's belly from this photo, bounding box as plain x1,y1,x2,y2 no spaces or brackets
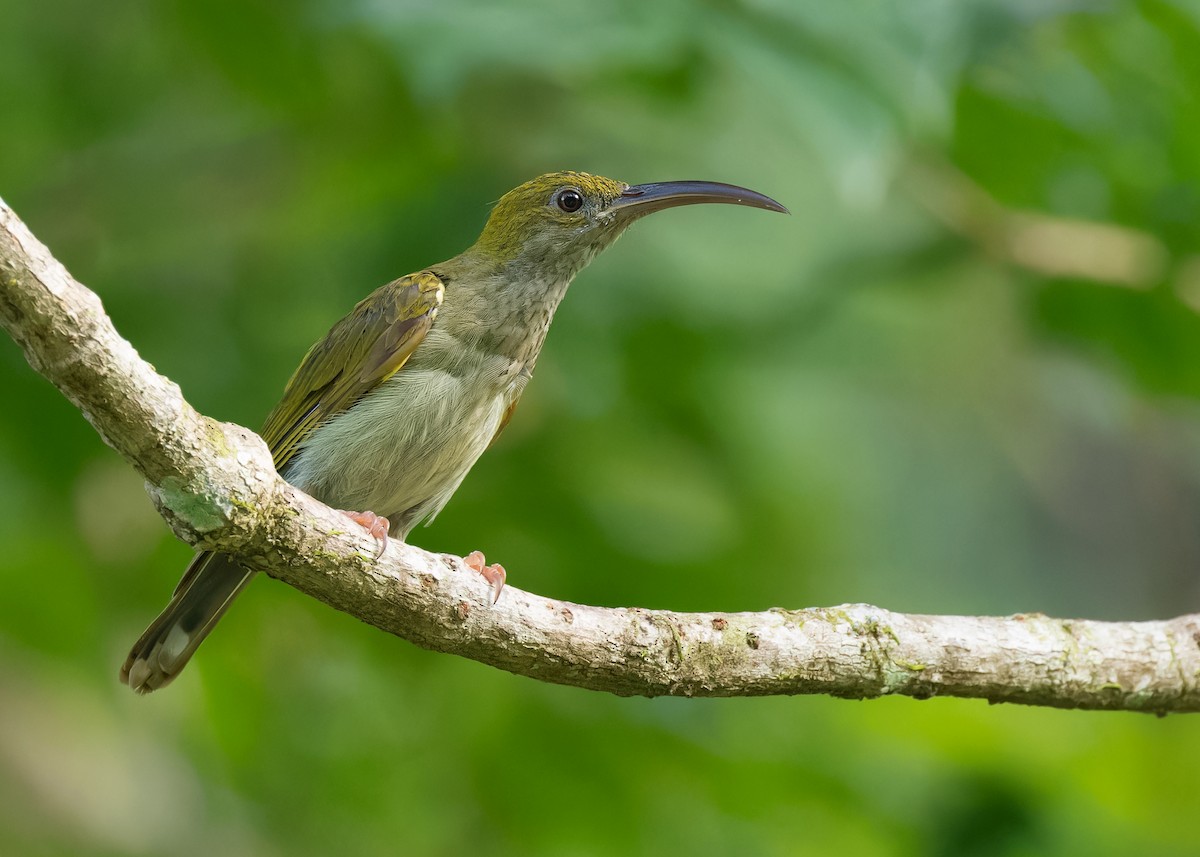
281,367,512,537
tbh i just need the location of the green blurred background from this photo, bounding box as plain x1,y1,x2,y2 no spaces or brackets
3,0,1199,854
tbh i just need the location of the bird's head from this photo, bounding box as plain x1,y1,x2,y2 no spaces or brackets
471,170,787,278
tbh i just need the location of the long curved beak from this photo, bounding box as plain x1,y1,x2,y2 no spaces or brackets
609,180,789,218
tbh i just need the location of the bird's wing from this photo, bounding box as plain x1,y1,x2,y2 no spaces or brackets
259,272,445,471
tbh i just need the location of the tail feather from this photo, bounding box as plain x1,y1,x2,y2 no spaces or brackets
121,552,256,694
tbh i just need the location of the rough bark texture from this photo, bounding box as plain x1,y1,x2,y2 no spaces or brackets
3,196,1198,714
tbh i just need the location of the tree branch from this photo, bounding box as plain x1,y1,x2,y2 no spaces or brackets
2,196,1198,714
903,157,1170,290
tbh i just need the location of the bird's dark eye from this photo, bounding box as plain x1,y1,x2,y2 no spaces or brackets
556,188,584,213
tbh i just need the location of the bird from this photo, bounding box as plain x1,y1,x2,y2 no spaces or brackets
120,170,787,693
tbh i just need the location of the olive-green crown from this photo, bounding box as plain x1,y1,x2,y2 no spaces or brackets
473,171,628,262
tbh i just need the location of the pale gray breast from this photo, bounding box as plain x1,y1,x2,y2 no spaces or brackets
281,263,566,538
282,325,528,538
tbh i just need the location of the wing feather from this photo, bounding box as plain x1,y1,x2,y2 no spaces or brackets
259,272,445,471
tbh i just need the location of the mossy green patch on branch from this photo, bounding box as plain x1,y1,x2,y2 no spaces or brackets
203,418,235,459
152,476,231,533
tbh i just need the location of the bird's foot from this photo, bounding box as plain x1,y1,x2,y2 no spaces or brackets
463,550,506,604
338,509,390,559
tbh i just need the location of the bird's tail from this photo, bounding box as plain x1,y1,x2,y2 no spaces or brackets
120,552,256,694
